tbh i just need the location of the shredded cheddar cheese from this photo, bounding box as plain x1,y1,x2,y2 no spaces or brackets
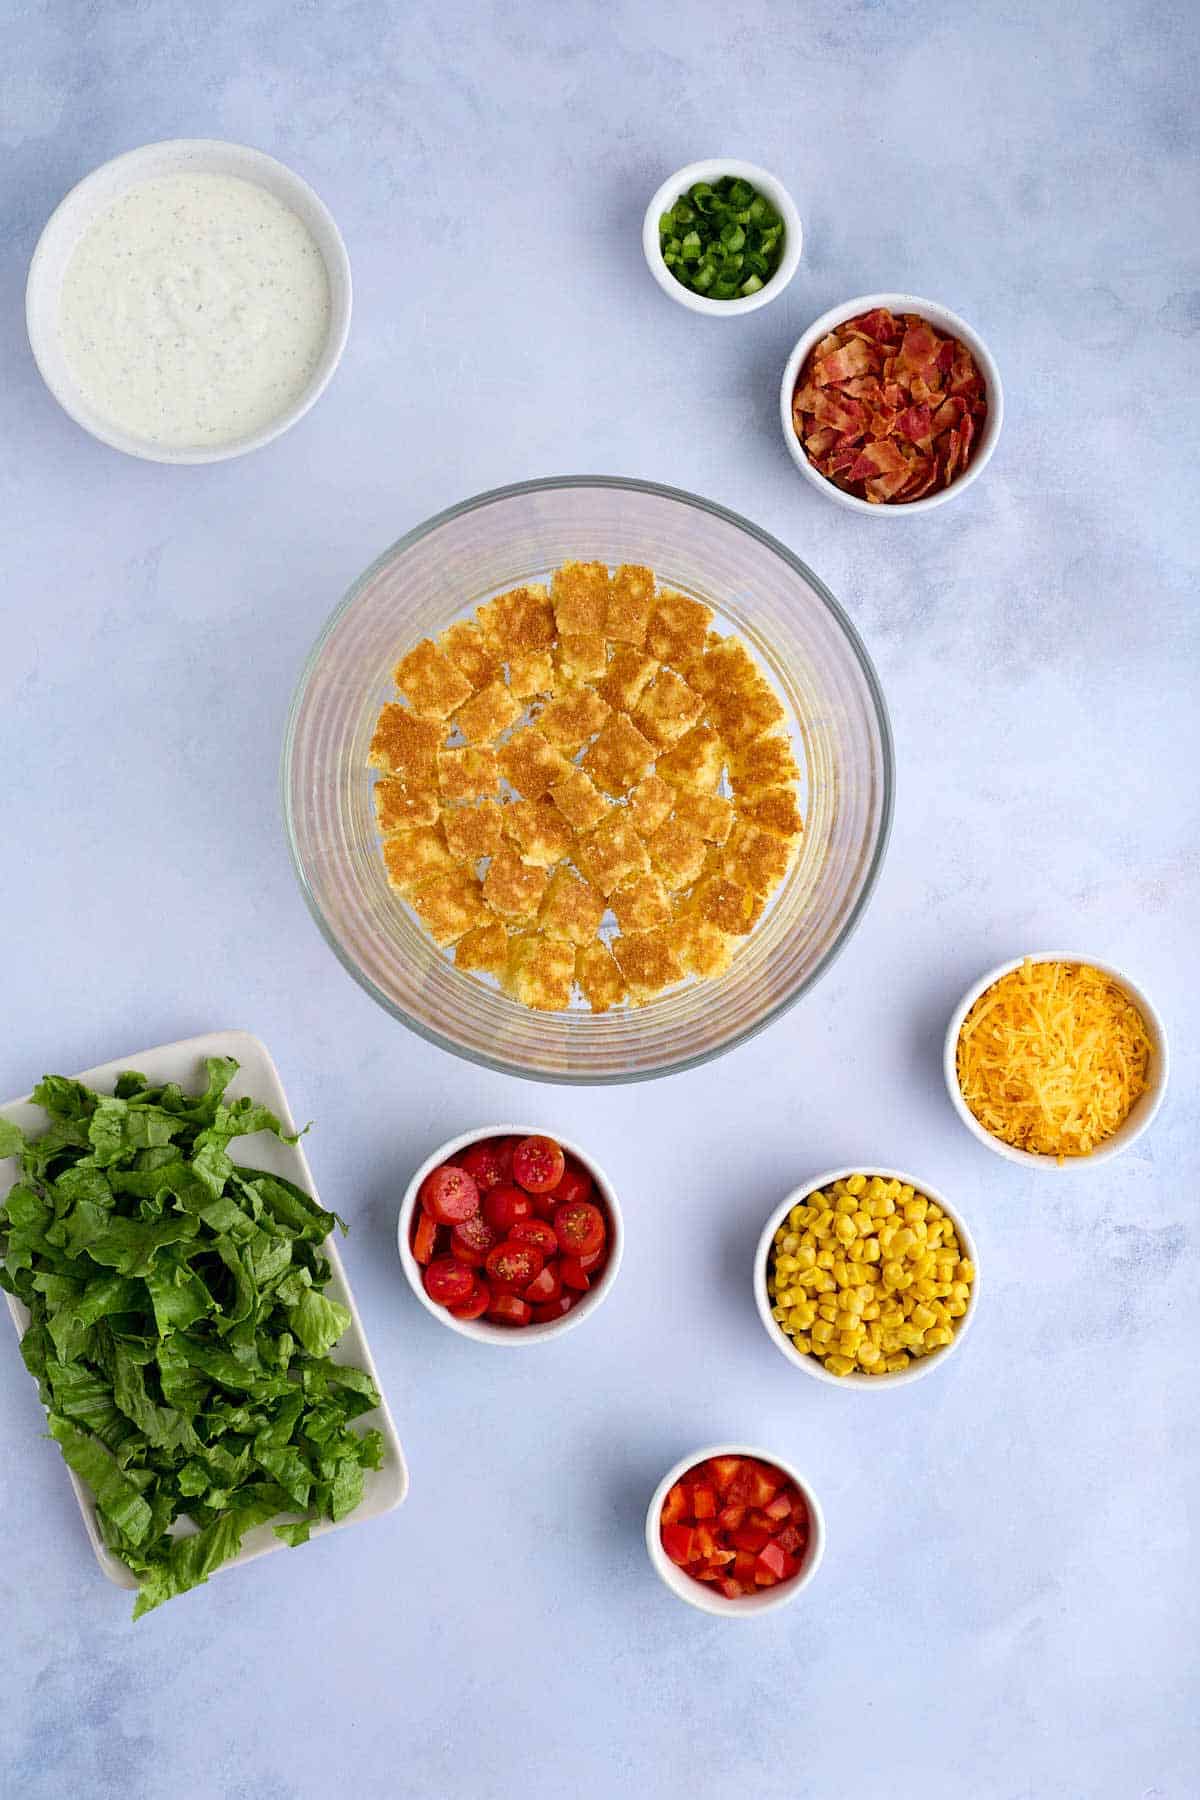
956,959,1152,1160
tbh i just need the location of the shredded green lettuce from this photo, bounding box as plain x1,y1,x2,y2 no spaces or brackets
0,1057,383,1618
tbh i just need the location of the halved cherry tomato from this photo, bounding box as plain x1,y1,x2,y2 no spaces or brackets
661,1483,688,1527
531,1294,576,1323
419,1164,480,1226
483,1184,535,1233
451,1213,500,1266
422,1256,476,1307
553,1199,605,1259
449,1278,491,1321
558,1254,594,1292
661,1523,696,1566
486,1292,531,1327
460,1139,511,1192
522,1262,562,1305
549,1165,593,1208
512,1134,566,1194
509,1218,558,1258
485,1240,544,1290
411,1209,439,1264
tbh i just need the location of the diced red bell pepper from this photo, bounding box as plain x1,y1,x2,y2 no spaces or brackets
661,1524,696,1567
773,1523,803,1556
732,1550,758,1584
725,1464,756,1505
745,1508,773,1533
690,1485,717,1520
731,1524,771,1555
765,1492,793,1522
661,1484,688,1527
791,1493,810,1524
747,1466,782,1509
754,1540,798,1586
719,1578,744,1600
708,1456,743,1495
718,1503,746,1531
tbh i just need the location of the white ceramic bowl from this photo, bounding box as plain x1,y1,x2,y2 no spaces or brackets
945,952,1169,1170
397,1125,623,1345
779,291,1003,513
754,1167,979,1388
645,1443,825,1617
26,138,352,464
642,159,802,317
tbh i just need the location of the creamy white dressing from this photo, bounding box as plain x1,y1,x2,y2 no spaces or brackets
58,173,331,448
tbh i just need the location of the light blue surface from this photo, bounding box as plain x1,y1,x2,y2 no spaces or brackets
2,3,1197,1796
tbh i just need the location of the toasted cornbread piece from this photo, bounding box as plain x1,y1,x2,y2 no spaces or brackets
549,768,610,833
610,871,672,934
537,686,611,753
393,639,474,719
408,870,489,946
736,788,804,841
454,918,511,979
498,728,573,800
645,591,713,667
438,619,497,690
454,679,522,744
671,916,735,979
556,634,608,685
482,847,549,923
438,745,500,804
612,928,683,1002
632,670,703,749
719,821,793,896
551,560,609,634
507,650,555,700
673,790,735,845
685,636,759,700
582,713,656,795
477,584,556,657
690,874,757,935
708,677,786,750
597,645,658,711
539,866,606,946
574,941,627,1012
626,774,675,837
373,776,440,834
505,934,576,1010
730,734,800,797
646,817,708,890
655,725,726,794
502,797,574,867
368,705,441,785
605,564,655,646
382,824,458,895
442,802,504,862
575,813,651,895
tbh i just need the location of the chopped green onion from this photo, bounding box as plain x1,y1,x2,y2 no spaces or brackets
658,173,785,301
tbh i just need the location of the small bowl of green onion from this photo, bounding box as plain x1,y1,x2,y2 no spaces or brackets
644,158,802,316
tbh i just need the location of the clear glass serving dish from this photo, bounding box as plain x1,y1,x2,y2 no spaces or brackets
282,477,893,1082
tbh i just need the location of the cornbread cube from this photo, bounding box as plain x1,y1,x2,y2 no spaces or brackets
454,918,511,979
597,645,658,711
393,639,474,719
438,619,497,690
736,788,805,841
646,817,707,890
482,847,549,923
507,650,556,700
551,560,609,634
556,633,608,685
442,802,504,862
605,564,655,646
690,874,757,935
408,870,489,946
498,727,573,800
477,584,556,657
720,821,793,896
632,669,703,749
575,813,650,896
612,928,683,1002
373,775,440,834
626,774,676,837
502,797,574,867
610,871,672,934
549,768,610,833
438,745,500,804
505,934,576,1011
671,916,735,979
537,686,611,753
368,705,441,786
673,790,735,845
645,591,713,668
708,676,785,750
654,725,726,794
685,636,759,700
539,866,606,946
574,941,628,1013
582,712,656,795
730,734,800,797
382,824,458,895
454,679,522,744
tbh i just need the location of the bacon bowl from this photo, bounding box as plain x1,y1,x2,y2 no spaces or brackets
779,293,1003,515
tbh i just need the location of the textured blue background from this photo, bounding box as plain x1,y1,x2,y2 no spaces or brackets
2,3,1197,1796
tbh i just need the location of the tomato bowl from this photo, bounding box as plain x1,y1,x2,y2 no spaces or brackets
645,1444,825,1617
397,1125,623,1345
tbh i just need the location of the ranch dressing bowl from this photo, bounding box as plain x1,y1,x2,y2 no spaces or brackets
26,139,351,464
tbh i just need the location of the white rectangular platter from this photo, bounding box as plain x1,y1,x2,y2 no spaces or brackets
0,1029,408,1590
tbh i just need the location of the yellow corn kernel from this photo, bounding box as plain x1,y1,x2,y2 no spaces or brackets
902,1199,926,1224
910,1303,936,1331
857,1341,882,1368
835,1213,857,1243
890,1226,916,1256
775,1254,798,1275
781,1231,801,1254
817,1299,838,1324
927,1202,943,1219
791,1333,812,1354
914,1279,937,1302
830,1257,848,1285
882,1259,905,1287
817,1249,835,1270
847,1240,865,1263
957,1259,975,1283
924,1326,953,1348
811,1319,834,1345
814,1208,834,1236
861,1301,880,1322
885,1354,909,1373
834,1307,859,1332
947,1300,968,1319
846,1173,866,1195
842,1286,865,1314
817,1273,838,1294
951,1281,971,1304
787,1205,805,1229
863,1237,881,1263
824,1353,855,1376
796,1244,817,1270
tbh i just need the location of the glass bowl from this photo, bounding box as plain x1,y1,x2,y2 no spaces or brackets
281,477,893,1082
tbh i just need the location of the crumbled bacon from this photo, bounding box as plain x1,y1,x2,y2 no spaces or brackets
791,308,988,503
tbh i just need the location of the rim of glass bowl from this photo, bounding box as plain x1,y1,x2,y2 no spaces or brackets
280,474,895,1083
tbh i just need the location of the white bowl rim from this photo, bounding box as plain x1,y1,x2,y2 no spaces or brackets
397,1124,623,1345
642,157,803,317
778,290,1004,514
644,1441,826,1616
753,1166,980,1388
943,951,1170,1170
25,136,352,465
